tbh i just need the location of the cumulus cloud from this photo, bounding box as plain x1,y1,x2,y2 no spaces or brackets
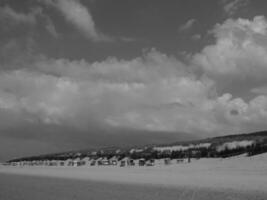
206,94,267,133
43,0,111,41
0,50,197,130
2,13,267,138
0,49,214,134
179,19,196,31
1,46,267,136
193,16,267,94
221,0,250,16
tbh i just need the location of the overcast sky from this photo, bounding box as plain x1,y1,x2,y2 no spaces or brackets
1,0,267,160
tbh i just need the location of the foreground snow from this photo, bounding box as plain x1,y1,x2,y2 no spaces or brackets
1,153,267,192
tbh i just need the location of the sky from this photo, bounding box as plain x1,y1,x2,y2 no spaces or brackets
1,0,267,160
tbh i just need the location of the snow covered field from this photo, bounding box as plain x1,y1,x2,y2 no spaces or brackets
1,153,267,192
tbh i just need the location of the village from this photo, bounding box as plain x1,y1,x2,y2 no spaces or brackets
4,156,191,168
4,130,267,169
5,137,267,168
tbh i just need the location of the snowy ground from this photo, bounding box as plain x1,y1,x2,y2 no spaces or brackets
1,153,267,192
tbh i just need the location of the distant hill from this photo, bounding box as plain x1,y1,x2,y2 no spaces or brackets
170,130,267,146
8,131,267,162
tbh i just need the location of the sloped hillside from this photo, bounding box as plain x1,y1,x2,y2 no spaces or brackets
8,131,267,162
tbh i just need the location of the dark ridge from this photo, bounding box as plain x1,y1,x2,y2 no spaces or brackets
7,130,267,162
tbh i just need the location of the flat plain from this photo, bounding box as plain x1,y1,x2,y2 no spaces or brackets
1,153,267,200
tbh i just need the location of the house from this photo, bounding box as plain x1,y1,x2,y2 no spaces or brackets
138,158,146,166
109,156,118,165
155,158,165,166
36,160,43,166
90,159,97,166
79,159,86,166
67,159,75,166
73,158,81,167
81,157,91,166
95,157,103,166
38,160,44,166
120,157,131,167
129,159,135,166
120,160,126,167
62,159,71,166
145,159,155,166
43,160,49,166
10,162,18,166
48,160,58,166
164,158,172,165
176,159,184,163
57,160,65,166
101,158,110,165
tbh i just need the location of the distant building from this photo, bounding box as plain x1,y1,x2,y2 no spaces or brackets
109,156,118,165
120,157,132,167
81,157,91,166
164,158,171,165
138,158,146,166
145,159,155,166
101,158,110,165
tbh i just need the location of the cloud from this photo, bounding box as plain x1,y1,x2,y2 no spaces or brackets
0,49,216,135
193,16,267,94
2,13,267,139
2,46,267,137
192,34,201,40
221,0,250,16
179,19,196,31
44,16,59,38
251,86,267,95
206,93,267,133
0,5,40,25
0,5,59,38
43,0,111,41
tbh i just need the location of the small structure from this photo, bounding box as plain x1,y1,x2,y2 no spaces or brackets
120,160,126,167
90,159,97,166
37,160,44,166
146,159,155,166
129,159,135,166
10,162,18,166
164,158,172,165
49,160,58,166
58,160,65,166
44,160,50,166
68,160,74,166
81,157,91,166
155,158,165,166
109,156,118,165
73,158,81,167
64,159,72,166
176,159,184,163
138,158,146,166
101,158,110,166
95,157,103,166
120,157,131,167
63,159,71,166
79,160,86,166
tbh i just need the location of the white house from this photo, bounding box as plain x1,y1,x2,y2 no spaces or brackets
109,156,118,165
